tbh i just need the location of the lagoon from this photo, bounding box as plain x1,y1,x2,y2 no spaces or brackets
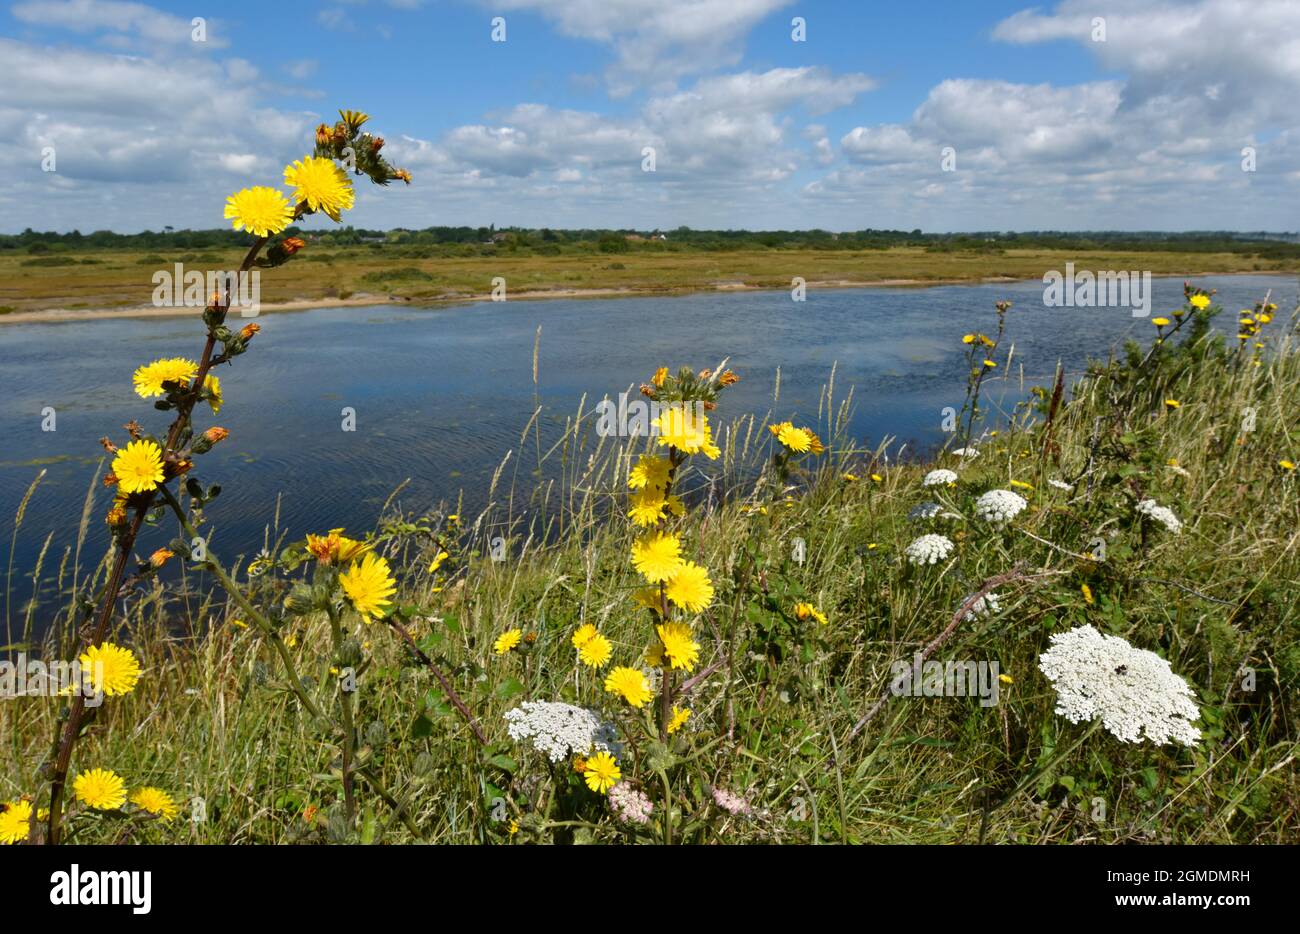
2,274,1293,624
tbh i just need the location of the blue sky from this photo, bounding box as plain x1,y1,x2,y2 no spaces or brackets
3,0,1298,233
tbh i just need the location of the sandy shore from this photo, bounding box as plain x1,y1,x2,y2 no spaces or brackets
0,271,1259,325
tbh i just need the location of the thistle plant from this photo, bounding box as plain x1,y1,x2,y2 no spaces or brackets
41,108,412,845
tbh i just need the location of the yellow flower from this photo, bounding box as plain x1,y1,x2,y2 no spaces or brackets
571,623,598,649
0,800,32,845
494,629,522,655
578,632,613,668
1151,317,1171,327
149,547,173,568
962,333,977,344
651,366,669,388
632,587,663,612
307,529,370,565
843,472,859,482
73,768,127,810
871,473,883,483
667,706,691,734
223,186,294,237
1164,399,1180,409
80,643,142,697
793,602,828,625
665,561,713,613
132,357,197,397
604,666,653,707
631,532,683,583
427,549,449,573
1081,583,1094,605
284,156,355,222
1279,460,1295,471
628,486,670,527
130,787,179,822
339,553,396,622
628,454,671,491
112,440,165,495
655,404,720,459
983,359,997,368
1189,294,1211,310
1009,479,1034,490
656,621,700,672
204,374,223,414
998,673,1013,685
775,422,813,453
508,819,518,835
583,751,621,793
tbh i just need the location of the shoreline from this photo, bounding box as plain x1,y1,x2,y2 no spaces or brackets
0,269,1280,325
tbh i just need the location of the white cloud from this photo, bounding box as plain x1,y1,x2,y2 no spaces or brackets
487,0,795,93
12,0,227,47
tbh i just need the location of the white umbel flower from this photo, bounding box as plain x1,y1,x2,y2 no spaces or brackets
922,468,958,487
951,447,979,459
905,533,954,565
1048,478,1073,491
975,489,1028,525
909,501,957,521
958,590,1001,621
1136,499,1183,534
504,700,621,763
1038,625,1201,746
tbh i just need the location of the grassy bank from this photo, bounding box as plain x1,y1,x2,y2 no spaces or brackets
3,244,1295,317
1,290,1298,845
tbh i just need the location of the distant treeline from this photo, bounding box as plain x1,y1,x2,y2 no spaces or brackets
6,225,1300,259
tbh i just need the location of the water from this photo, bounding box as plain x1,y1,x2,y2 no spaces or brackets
2,274,1293,628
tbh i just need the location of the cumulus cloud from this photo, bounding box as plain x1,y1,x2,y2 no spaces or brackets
12,0,226,47
487,0,795,93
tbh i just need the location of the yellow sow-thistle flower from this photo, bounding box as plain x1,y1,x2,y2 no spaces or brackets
111,440,165,495
656,621,700,672
132,358,198,397
655,405,720,459
628,486,671,527
628,454,671,491
604,666,653,707
203,374,223,414
1164,399,1180,410
667,705,691,734
1081,583,1094,605
494,629,522,655
307,529,370,565
284,156,355,222
427,549,450,573
1189,294,1211,310
1009,479,1034,491
578,632,612,668
1151,317,1171,327
223,186,294,238
631,531,683,583
665,561,713,613
149,548,173,568
73,768,128,810
583,751,621,793
999,673,1014,685
774,422,814,453
793,602,828,625
651,366,669,388
339,553,397,621
571,623,598,649
0,800,33,845
130,787,179,822
80,643,142,697
1278,460,1295,471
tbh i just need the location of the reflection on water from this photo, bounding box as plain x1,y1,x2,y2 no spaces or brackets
2,274,1293,623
